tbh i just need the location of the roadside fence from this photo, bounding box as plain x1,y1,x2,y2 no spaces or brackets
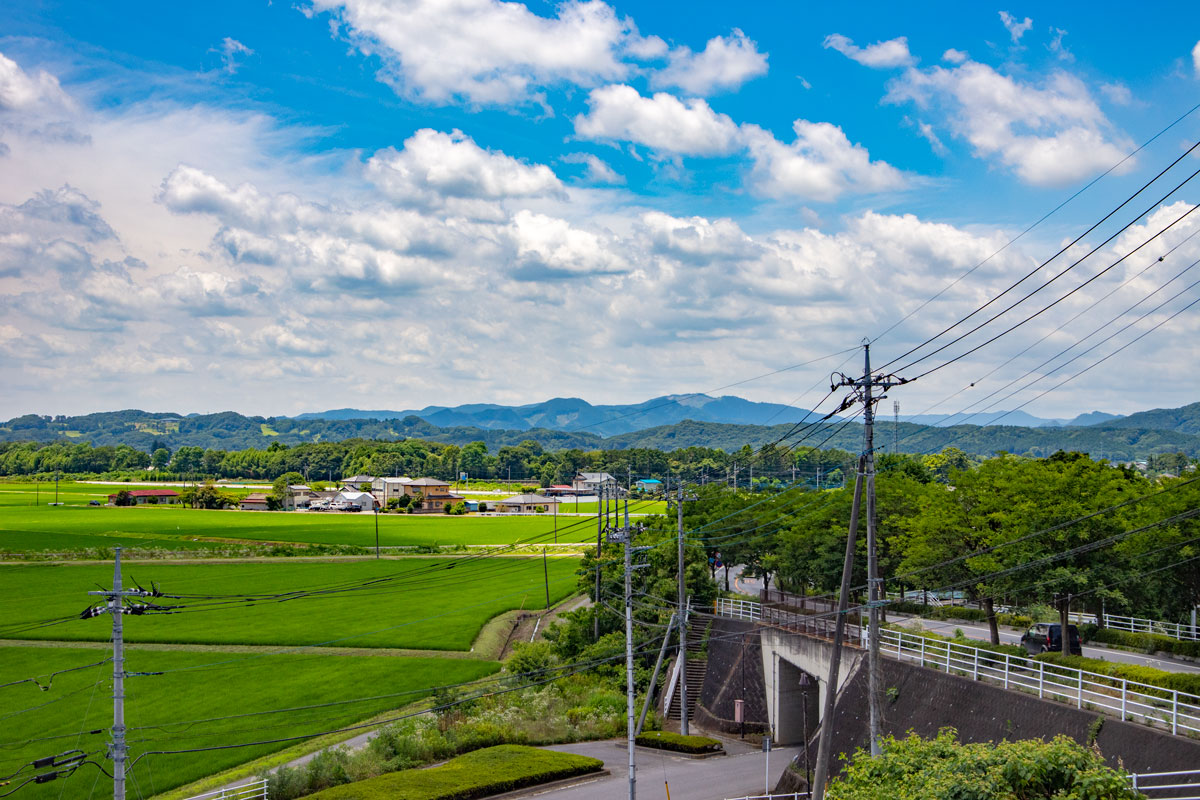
712,600,1200,739
1130,768,1200,799
181,779,268,800
1105,614,1200,643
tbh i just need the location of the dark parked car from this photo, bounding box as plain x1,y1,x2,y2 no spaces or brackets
1020,622,1082,656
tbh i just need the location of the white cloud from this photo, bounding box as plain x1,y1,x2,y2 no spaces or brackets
887,59,1130,186
1100,82,1132,105
741,120,907,201
0,51,71,112
573,85,741,155
916,121,948,155
823,33,915,69
942,49,968,65
365,128,564,209
219,38,254,74
508,209,627,279
1193,40,1200,75
307,0,660,106
999,12,1033,44
653,29,768,95
561,152,624,184
1048,28,1073,62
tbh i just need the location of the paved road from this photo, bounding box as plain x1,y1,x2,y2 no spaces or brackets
535,739,804,800
892,616,1200,674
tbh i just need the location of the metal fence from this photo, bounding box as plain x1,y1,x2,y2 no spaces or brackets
1106,614,1200,643
181,779,268,800
724,794,810,800
1130,768,1200,799
878,628,1200,737
713,600,1200,739
715,598,861,643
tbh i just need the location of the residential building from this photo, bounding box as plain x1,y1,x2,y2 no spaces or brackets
635,478,663,493
340,475,378,491
239,493,271,511
495,494,561,514
107,489,181,505
571,472,618,494
403,477,464,512
377,477,413,504
335,490,378,512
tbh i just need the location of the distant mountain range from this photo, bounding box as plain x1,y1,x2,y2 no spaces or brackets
3,398,1198,460
294,395,1126,435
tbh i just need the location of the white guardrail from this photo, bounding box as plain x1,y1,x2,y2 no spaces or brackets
713,599,1200,739
1130,768,1200,799
1106,614,1200,643
181,779,268,800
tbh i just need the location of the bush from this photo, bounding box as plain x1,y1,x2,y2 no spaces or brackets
826,730,1137,800
1036,652,1200,699
477,501,488,513
886,602,1032,630
635,731,722,754
306,744,603,800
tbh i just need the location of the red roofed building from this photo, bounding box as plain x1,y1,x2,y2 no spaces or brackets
107,489,180,505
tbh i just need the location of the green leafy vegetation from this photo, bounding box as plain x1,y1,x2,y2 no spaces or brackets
1081,625,1200,658
826,730,1138,800
302,745,602,800
634,731,722,753
1036,652,1200,698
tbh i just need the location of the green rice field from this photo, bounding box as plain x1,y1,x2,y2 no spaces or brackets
0,557,581,649
0,504,606,553
0,646,500,800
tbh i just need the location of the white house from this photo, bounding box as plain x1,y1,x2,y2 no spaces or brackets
572,472,618,494
335,490,378,512
635,478,662,494
376,477,413,503
496,494,561,514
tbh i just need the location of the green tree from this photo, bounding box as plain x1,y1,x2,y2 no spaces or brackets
150,448,171,470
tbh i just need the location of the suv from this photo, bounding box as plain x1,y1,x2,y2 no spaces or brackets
1020,622,1082,656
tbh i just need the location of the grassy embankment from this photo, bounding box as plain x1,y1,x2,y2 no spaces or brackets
0,646,500,800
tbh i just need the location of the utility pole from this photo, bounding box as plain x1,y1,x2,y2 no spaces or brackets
607,498,646,800
672,484,697,735
831,341,908,759
893,400,900,455
811,457,865,800
86,547,155,800
594,485,604,642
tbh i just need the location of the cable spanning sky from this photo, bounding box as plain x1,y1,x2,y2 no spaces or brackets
1,2,1198,420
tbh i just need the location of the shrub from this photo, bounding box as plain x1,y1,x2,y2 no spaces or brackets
477,501,488,513
635,731,722,754
1083,627,1200,658
306,744,603,800
1037,652,1200,699
826,730,1137,800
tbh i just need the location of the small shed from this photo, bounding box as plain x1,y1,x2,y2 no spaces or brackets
635,478,662,493
240,493,271,511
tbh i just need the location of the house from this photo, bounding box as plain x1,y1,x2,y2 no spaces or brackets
495,494,561,514
340,475,378,491
542,485,580,497
403,477,464,512
377,477,414,504
635,478,663,494
288,485,315,509
335,490,378,512
572,472,618,494
240,493,271,511
107,489,181,505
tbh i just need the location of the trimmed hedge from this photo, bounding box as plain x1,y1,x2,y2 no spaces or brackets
305,744,603,800
635,731,723,754
1036,652,1200,700
1081,626,1200,658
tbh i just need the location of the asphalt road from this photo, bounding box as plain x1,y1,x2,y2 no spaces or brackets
534,739,805,800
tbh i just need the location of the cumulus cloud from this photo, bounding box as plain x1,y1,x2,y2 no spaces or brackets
1193,40,1200,75
0,51,71,111
742,121,907,200
365,128,564,210
999,12,1033,44
573,84,906,200
886,58,1130,186
653,29,768,95
307,0,662,106
573,85,741,155
823,33,915,68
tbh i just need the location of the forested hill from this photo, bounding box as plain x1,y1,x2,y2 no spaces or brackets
2,408,1199,460
1090,401,1200,435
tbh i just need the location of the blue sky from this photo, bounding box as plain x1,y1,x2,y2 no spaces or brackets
1,1,1199,423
